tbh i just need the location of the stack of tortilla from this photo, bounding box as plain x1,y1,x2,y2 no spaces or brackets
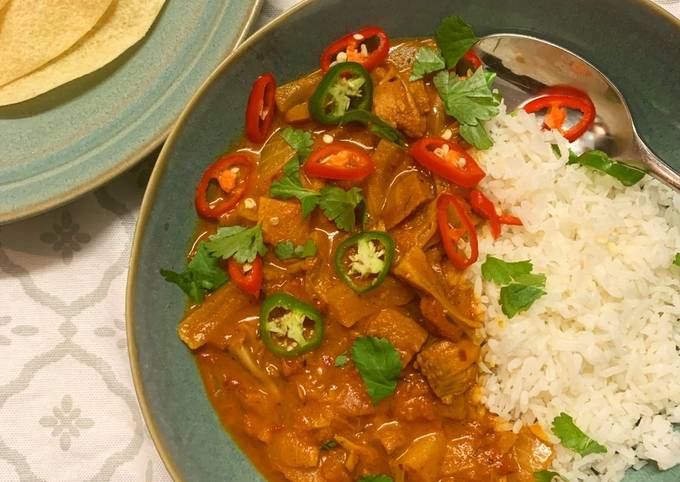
0,0,166,106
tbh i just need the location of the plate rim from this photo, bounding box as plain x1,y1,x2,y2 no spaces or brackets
0,0,264,225
125,0,680,481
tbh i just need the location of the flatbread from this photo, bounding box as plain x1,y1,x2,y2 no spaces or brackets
0,0,10,13
0,0,166,106
0,0,114,87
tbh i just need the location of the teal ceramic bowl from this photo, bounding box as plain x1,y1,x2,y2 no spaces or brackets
127,0,680,480
0,0,261,223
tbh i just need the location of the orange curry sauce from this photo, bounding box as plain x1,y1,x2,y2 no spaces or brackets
176,40,554,482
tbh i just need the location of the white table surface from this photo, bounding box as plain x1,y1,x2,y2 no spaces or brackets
1,0,678,480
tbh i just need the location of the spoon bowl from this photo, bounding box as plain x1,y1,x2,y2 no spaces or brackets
474,34,680,190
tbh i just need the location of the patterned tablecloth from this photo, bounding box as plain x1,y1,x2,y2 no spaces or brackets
0,1,677,481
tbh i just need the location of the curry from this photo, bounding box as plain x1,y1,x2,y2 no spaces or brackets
162,18,557,482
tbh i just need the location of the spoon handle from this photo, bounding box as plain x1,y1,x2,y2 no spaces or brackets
636,137,680,191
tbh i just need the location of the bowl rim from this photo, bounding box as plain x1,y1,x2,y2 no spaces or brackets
126,1,314,480
125,0,680,480
1,0,264,225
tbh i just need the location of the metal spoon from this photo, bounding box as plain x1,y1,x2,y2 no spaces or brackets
473,34,680,190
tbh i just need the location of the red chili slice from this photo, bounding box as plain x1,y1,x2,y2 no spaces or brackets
195,153,254,220
228,256,263,297
245,73,276,143
523,85,595,142
320,26,390,72
469,189,523,240
411,137,486,189
437,194,479,270
303,142,375,181
455,49,482,75
498,214,523,226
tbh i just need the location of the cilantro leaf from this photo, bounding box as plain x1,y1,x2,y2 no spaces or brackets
275,240,317,260
409,46,446,80
500,283,546,318
552,412,608,456
340,109,405,146
482,256,546,318
674,253,680,267
459,122,493,150
567,150,645,186
279,127,314,160
483,70,496,87
534,470,568,482
319,185,366,232
205,224,266,264
434,16,477,68
160,242,228,304
433,68,500,149
334,352,349,367
513,273,547,288
320,439,338,450
551,144,562,159
433,68,500,125
352,336,402,404
357,476,393,482
481,256,534,285
270,156,321,216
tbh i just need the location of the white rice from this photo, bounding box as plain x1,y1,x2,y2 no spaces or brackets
471,105,680,481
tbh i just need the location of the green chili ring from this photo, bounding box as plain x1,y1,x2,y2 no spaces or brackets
333,231,395,294
309,61,373,125
259,293,324,357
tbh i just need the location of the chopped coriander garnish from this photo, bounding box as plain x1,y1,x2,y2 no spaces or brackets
205,224,267,264
409,46,446,80
552,412,607,456
339,109,405,146
271,157,367,229
357,474,394,482
500,283,546,318
433,69,499,124
513,272,547,287
481,256,534,285
271,128,321,215
459,122,493,150
275,240,317,260
334,352,349,367
534,470,568,482
319,185,366,232
434,16,477,69
320,439,338,450
279,127,314,160
160,242,228,304
568,150,645,187
481,255,546,318
551,143,562,159
433,68,501,149
270,156,321,217
674,253,680,267
352,336,402,404
357,475,393,482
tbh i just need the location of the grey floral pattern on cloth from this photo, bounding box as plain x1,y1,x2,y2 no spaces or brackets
0,316,39,346
0,317,10,346
0,163,168,481
94,319,127,350
39,395,95,451
39,210,92,263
